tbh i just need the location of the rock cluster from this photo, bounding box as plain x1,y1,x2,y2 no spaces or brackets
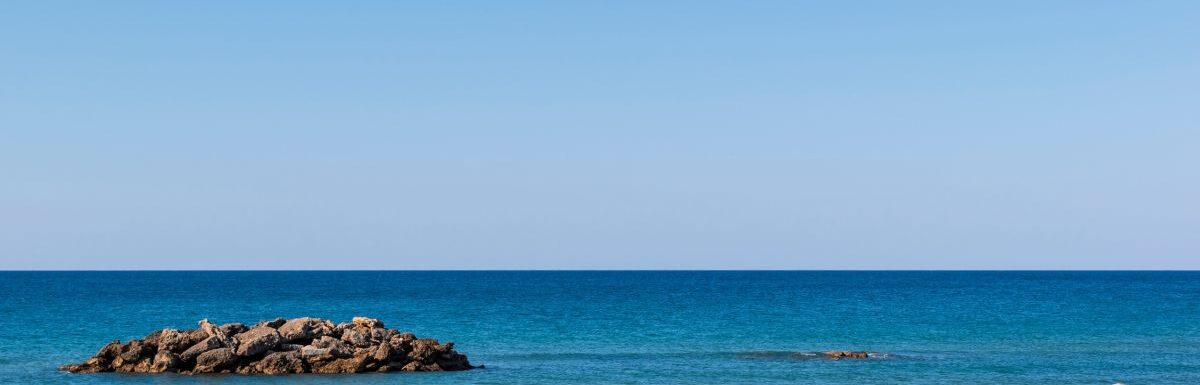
62,317,473,374
823,351,872,359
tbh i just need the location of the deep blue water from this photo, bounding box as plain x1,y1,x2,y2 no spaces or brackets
1,271,1197,384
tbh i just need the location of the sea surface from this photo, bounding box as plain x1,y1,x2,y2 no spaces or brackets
0,271,1197,384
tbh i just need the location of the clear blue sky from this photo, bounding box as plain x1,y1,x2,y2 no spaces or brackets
2,1,1197,269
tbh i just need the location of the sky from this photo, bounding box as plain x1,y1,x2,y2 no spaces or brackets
2,1,1198,270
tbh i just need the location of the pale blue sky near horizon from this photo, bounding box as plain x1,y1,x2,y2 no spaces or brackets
2,1,1198,270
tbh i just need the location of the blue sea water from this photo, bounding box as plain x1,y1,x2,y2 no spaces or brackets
0,271,1197,384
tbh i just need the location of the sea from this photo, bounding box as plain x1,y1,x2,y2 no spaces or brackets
0,271,1197,384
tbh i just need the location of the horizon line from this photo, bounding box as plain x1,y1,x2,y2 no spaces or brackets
3,269,1198,272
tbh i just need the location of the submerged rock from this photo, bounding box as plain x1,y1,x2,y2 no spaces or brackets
824,351,871,359
734,350,884,361
61,317,473,375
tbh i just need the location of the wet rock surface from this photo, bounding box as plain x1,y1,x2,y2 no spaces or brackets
61,317,473,375
735,350,884,360
823,351,872,359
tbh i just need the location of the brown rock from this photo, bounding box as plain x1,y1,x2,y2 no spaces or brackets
155,329,198,353
372,342,395,363
198,319,220,337
388,332,416,352
278,317,333,343
115,357,154,373
824,351,871,359
369,327,395,342
149,351,180,373
310,336,352,355
219,322,248,336
340,328,372,348
277,343,304,351
118,340,153,362
433,342,471,371
243,351,306,375
193,348,236,373
300,346,334,362
59,362,101,373
409,338,441,359
142,329,168,346
333,322,352,337
256,317,287,329
179,336,223,363
352,316,384,329
62,317,472,374
400,361,443,372
233,326,282,357
199,319,236,349
309,355,368,374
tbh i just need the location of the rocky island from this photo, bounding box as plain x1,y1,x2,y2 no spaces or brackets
62,316,473,375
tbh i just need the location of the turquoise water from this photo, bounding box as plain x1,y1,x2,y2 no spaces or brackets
1,271,1197,384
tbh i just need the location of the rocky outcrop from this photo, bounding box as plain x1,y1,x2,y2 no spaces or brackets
61,317,473,375
823,351,872,359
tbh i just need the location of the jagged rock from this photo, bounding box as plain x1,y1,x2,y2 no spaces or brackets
199,319,236,349
63,317,473,375
824,351,871,359
277,343,304,351
333,322,352,336
179,336,223,363
340,328,372,347
240,351,306,374
309,355,368,374
311,336,352,355
301,336,353,363
389,332,416,349
156,328,198,352
98,340,123,358
300,346,333,361
438,351,473,370
401,360,443,372
60,361,100,374
352,317,384,329
369,327,395,343
256,317,287,329
118,340,153,363
233,326,282,357
372,342,394,362
193,348,236,373
219,322,248,336
409,338,442,360
115,356,153,373
198,319,220,336
149,351,180,373
278,317,333,343
142,329,168,346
